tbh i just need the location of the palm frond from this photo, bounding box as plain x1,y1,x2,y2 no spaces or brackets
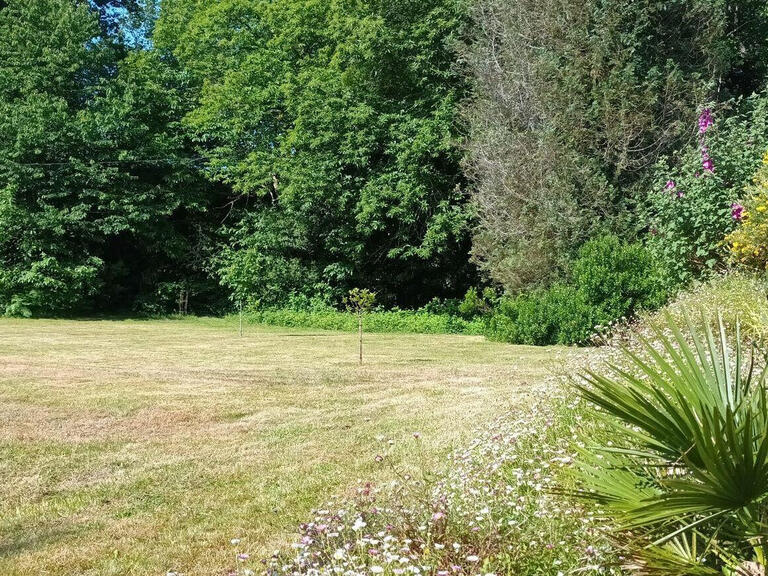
573,311,768,574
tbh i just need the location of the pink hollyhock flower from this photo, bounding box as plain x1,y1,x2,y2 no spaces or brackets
698,108,713,134
732,202,745,221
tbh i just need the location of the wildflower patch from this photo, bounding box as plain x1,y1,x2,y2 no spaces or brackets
240,386,618,576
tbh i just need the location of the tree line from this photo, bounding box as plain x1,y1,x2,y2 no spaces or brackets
1,0,767,317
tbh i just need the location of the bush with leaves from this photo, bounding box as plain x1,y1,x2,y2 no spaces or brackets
572,235,668,321
727,151,768,271
485,235,666,345
649,95,768,291
575,313,768,575
216,211,322,309
0,255,102,317
246,300,487,336
485,285,594,346
457,287,495,319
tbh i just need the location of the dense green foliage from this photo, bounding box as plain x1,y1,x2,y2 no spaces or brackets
255,235,662,345
155,0,474,308
485,236,666,345
3,0,768,344
246,306,485,336
0,0,474,316
464,0,768,290
0,0,213,316
649,96,768,290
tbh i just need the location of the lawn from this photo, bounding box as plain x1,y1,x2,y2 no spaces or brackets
0,318,582,575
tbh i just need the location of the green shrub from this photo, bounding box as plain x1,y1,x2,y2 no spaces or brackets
486,235,666,346
457,286,494,319
572,234,668,322
246,307,486,336
216,211,323,309
486,285,594,346
0,255,103,317
244,235,667,346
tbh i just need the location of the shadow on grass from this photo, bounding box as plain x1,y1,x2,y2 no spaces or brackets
0,521,90,559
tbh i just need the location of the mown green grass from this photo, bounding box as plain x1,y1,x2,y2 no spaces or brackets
0,318,582,575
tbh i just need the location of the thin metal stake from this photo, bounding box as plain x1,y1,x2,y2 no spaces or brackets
239,302,243,337
358,313,363,365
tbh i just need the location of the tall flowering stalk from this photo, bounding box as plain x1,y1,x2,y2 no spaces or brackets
698,109,715,173
698,108,713,134
659,108,716,198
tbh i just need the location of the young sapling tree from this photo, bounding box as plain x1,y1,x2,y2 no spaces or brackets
345,288,376,364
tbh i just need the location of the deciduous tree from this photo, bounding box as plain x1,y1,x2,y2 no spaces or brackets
156,0,475,308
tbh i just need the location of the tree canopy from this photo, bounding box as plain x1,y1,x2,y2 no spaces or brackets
0,0,474,315
2,0,768,317
155,0,474,308
0,0,209,315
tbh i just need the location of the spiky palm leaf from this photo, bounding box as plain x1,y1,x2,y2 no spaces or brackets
574,312,768,574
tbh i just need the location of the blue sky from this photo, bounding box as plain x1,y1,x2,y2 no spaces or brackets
88,0,155,48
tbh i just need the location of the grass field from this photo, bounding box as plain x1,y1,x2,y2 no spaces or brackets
0,318,583,575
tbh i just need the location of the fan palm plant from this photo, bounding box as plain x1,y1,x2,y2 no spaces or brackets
574,312,768,575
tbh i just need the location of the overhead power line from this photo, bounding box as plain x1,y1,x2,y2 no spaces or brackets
4,156,206,167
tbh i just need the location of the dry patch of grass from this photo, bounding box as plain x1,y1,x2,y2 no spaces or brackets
0,318,583,575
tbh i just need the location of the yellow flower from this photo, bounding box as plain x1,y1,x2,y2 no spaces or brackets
758,206,767,213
